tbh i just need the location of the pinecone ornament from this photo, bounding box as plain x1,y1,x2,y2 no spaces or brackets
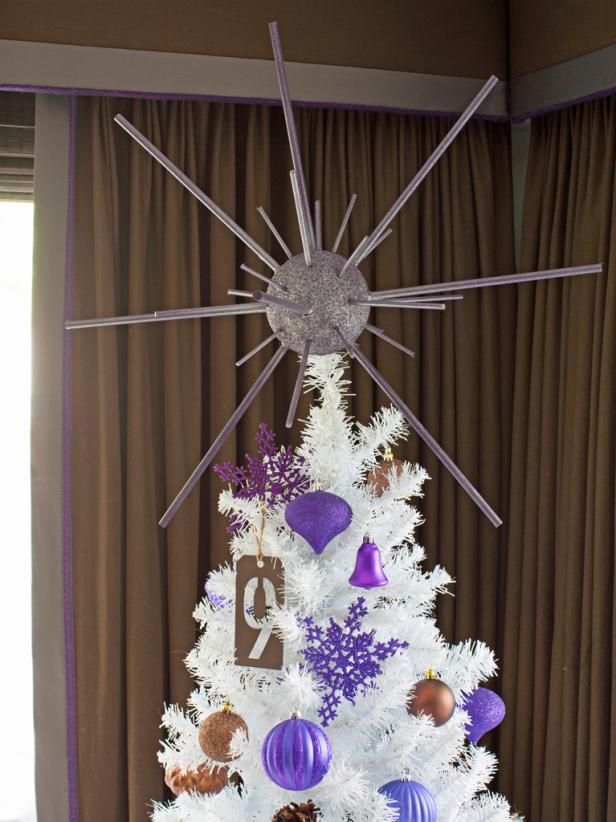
272,800,321,821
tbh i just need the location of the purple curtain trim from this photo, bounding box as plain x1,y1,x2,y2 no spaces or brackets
62,94,79,822
512,84,616,122
8,79,616,122
0,83,507,122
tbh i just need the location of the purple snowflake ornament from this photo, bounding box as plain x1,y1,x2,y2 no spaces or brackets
214,423,310,532
301,598,408,726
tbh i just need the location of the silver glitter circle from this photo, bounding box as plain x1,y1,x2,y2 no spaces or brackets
266,250,370,355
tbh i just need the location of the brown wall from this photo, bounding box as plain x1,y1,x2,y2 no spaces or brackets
3,2,616,93
0,0,507,79
510,0,616,77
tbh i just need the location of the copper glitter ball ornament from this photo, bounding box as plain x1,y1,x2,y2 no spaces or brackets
198,703,249,763
366,450,405,496
406,672,456,727
164,762,228,796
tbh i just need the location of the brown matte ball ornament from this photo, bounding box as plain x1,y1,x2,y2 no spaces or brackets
164,762,228,796
406,673,456,726
199,704,249,763
367,450,405,496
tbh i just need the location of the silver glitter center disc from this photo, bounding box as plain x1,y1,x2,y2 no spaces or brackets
266,250,370,355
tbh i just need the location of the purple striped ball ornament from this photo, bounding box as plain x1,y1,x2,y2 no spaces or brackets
378,779,437,822
261,715,332,791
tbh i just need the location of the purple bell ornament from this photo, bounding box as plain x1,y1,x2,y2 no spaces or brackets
349,540,389,589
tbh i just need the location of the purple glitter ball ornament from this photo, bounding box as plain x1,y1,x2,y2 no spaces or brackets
261,715,332,791
378,779,437,822
464,687,506,743
285,490,352,555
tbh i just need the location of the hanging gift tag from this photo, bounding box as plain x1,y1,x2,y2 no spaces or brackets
235,555,285,670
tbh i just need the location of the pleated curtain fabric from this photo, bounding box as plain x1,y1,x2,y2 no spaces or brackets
70,96,515,820
498,98,616,821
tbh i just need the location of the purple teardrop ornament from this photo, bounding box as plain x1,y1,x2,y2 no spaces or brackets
464,687,506,743
285,491,352,555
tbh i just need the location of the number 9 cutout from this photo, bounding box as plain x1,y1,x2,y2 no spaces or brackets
235,555,285,670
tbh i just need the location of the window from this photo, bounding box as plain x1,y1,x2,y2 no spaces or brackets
0,201,36,821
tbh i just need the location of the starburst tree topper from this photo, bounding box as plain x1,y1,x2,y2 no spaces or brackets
66,21,602,531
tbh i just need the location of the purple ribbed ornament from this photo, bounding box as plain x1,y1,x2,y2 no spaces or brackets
464,687,506,743
204,576,229,610
261,715,332,790
378,779,437,822
285,490,352,555
204,575,256,616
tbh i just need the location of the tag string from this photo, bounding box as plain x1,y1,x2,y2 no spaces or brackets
255,499,266,562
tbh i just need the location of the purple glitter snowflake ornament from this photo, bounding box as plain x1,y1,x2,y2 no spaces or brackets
214,423,310,532
301,598,408,726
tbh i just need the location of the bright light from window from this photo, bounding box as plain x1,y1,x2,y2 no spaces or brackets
0,201,36,822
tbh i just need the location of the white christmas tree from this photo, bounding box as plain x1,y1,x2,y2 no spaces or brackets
152,354,517,822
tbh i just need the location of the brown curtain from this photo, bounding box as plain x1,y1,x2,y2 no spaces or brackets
71,96,515,820
498,98,616,821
